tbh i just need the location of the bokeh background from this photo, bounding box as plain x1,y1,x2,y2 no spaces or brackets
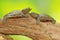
0,0,60,40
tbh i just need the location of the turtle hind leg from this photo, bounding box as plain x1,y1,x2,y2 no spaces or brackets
51,20,56,24
2,17,7,24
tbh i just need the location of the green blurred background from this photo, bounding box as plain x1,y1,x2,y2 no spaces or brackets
0,0,60,40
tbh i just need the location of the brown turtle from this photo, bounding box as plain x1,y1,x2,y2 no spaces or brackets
30,12,56,24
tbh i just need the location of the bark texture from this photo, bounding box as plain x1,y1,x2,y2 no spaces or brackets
0,16,60,40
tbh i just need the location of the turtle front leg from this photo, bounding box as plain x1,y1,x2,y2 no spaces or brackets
36,17,41,24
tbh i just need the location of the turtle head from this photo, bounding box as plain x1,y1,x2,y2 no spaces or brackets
22,8,31,14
